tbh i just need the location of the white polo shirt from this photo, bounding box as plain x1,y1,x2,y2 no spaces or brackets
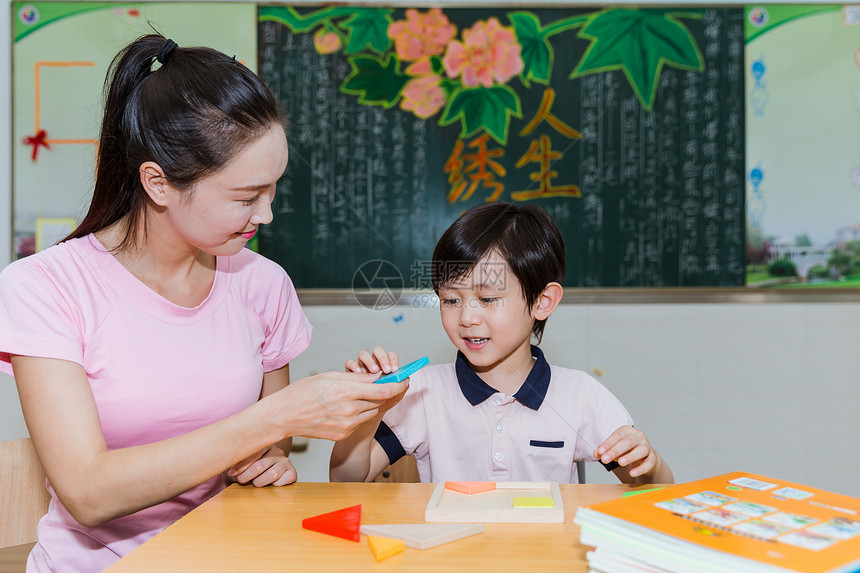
375,346,634,484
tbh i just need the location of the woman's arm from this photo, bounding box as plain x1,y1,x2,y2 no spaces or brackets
225,365,297,487
13,355,405,527
262,365,293,455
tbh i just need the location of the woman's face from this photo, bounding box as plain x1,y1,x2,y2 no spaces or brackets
164,124,289,257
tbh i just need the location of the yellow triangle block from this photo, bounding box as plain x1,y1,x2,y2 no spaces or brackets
367,535,405,561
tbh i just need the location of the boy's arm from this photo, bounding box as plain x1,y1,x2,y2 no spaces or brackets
329,417,391,482
333,344,405,482
595,425,675,485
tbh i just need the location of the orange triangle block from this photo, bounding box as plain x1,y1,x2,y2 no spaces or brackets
445,481,496,494
302,504,361,542
367,535,405,561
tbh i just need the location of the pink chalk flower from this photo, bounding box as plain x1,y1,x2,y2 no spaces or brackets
400,75,447,119
388,8,457,61
313,28,341,55
442,18,523,88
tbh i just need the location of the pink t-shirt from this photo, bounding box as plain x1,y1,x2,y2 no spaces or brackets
375,347,634,483
0,234,312,573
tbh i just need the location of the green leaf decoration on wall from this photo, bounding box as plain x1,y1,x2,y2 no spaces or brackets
341,54,408,107
439,86,523,145
509,12,552,86
341,9,393,54
259,5,353,33
571,9,703,110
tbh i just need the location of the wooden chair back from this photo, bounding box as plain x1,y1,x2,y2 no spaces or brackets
577,460,586,484
0,438,50,548
373,455,420,483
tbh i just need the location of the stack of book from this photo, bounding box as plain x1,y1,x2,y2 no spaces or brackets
575,472,860,573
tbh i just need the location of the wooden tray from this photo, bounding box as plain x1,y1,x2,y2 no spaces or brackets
425,481,564,523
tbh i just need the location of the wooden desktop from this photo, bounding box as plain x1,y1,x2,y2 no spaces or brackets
107,481,649,572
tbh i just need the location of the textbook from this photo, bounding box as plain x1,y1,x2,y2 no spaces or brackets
575,472,860,573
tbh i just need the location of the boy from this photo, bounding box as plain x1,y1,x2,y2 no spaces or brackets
330,202,673,485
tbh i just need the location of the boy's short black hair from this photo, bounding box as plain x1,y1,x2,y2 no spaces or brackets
431,202,566,342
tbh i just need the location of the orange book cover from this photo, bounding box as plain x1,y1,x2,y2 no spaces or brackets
583,472,860,573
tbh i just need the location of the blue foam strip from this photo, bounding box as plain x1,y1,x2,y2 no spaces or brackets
374,356,429,384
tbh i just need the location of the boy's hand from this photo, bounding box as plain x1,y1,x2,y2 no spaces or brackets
345,346,407,419
346,346,400,375
226,444,297,487
594,425,657,478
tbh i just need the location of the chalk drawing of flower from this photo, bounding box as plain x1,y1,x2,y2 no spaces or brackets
442,17,523,88
387,8,456,61
313,28,341,54
400,75,447,119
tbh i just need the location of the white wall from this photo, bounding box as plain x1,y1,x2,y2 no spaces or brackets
285,301,860,496
2,3,12,265
3,298,860,495
3,1,858,498
1,2,22,440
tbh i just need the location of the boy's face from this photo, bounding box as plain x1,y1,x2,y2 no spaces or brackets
437,251,537,377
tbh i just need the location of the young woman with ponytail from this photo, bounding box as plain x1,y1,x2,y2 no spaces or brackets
0,35,406,572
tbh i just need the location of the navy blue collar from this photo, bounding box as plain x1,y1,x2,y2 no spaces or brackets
455,345,550,410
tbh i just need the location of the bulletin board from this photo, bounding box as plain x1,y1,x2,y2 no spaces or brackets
257,5,747,289
11,2,257,257
745,5,860,289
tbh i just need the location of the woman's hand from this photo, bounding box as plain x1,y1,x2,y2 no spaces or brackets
276,370,408,442
226,444,297,487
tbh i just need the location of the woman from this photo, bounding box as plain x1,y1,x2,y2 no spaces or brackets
0,35,406,572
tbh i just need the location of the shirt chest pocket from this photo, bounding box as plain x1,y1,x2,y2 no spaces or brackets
524,439,574,481
529,440,564,449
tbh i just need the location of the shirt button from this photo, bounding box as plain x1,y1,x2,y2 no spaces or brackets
492,397,501,406
495,424,503,433
494,452,504,462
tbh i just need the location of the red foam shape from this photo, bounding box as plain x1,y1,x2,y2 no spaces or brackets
302,504,362,542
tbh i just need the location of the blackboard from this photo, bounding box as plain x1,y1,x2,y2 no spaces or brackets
257,6,745,289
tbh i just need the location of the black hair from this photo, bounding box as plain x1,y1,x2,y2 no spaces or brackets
431,202,566,342
64,34,285,248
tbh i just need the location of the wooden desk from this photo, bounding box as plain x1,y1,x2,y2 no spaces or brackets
108,482,643,572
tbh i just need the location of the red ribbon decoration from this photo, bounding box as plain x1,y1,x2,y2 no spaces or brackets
22,129,50,161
